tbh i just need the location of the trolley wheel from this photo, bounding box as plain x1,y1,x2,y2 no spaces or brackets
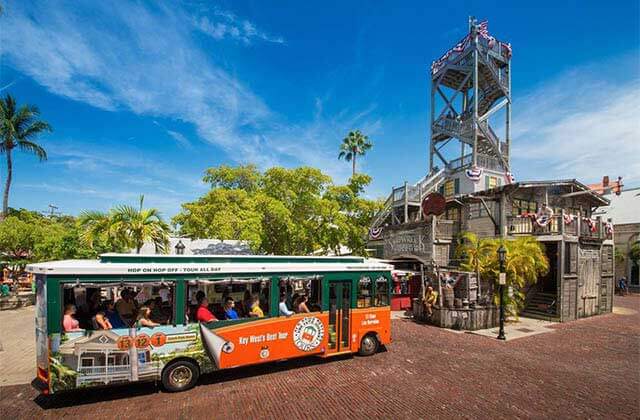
161,359,199,392
358,334,379,356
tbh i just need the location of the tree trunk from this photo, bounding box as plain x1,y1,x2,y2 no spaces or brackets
352,155,356,177
2,149,13,219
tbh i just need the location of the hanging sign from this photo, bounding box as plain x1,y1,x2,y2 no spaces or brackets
422,192,446,218
498,273,506,285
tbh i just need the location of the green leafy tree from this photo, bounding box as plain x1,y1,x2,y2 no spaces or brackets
338,130,372,177
0,216,41,267
455,231,497,298
202,164,261,192
0,95,52,218
79,195,170,254
174,165,379,256
173,189,263,250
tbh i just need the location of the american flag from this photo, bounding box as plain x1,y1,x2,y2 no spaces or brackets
477,20,489,38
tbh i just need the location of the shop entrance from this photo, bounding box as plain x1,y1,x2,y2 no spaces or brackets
539,242,559,293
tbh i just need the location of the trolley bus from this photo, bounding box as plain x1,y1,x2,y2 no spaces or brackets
27,253,392,393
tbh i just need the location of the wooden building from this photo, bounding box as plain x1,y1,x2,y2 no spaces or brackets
367,18,615,326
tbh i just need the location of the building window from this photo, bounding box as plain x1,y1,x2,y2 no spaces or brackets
444,180,455,198
484,176,501,190
454,178,460,194
445,207,459,221
512,199,537,216
468,201,496,219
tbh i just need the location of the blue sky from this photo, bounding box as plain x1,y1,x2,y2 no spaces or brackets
1,0,639,218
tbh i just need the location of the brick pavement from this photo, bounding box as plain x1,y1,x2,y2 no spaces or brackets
0,306,35,386
0,296,638,419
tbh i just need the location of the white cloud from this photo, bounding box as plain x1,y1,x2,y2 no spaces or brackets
511,59,640,185
0,0,374,187
0,1,269,153
194,11,285,45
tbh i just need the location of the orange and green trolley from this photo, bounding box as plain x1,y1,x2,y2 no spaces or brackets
27,254,392,393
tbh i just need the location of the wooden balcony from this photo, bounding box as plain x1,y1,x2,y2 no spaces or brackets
507,213,611,241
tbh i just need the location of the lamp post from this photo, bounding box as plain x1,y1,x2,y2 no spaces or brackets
497,244,507,340
175,240,186,255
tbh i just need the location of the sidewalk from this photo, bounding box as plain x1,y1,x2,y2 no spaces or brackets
469,316,556,341
0,306,35,386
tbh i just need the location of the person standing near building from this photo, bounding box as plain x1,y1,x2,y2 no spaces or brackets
618,277,628,296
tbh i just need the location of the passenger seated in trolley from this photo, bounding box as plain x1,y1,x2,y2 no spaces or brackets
279,294,294,316
196,295,218,323
91,306,113,330
63,304,83,332
136,306,160,328
248,294,264,317
294,295,310,313
223,297,239,320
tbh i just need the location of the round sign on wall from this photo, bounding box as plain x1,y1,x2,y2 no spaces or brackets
292,317,325,352
422,192,446,218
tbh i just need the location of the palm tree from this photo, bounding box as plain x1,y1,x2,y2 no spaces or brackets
455,231,496,299
485,237,549,316
0,95,52,218
78,210,125,251
456,233,549,316
79,195,170,254
338,130,372,177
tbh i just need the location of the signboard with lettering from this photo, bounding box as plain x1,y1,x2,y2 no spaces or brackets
383,226,433,261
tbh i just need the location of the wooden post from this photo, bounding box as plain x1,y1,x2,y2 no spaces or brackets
560,209,565,236
559,238,565,321
404,181,409,224
499,193,507,237
436,263,443,307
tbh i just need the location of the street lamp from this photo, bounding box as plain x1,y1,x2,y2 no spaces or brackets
497,244,507,340
175,240,186,255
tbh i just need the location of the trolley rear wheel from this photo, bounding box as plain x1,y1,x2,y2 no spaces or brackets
161,359,199,392
358,334,379,356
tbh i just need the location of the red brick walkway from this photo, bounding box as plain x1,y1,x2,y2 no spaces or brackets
1,296,638,419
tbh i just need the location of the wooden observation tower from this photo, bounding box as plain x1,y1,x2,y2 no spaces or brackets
429,17,512,194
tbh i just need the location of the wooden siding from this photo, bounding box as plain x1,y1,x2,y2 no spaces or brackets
561,276,577,321
465,216,496,238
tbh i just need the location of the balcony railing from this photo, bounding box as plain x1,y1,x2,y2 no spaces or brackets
580,218,601,240
508,213,610,241
508,215,561,236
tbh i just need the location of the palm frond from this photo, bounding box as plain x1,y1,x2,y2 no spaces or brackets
17,140,47,161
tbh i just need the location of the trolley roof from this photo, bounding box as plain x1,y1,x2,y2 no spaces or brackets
26,253,393,276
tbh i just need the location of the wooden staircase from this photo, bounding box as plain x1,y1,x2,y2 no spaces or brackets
521,292,559,321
